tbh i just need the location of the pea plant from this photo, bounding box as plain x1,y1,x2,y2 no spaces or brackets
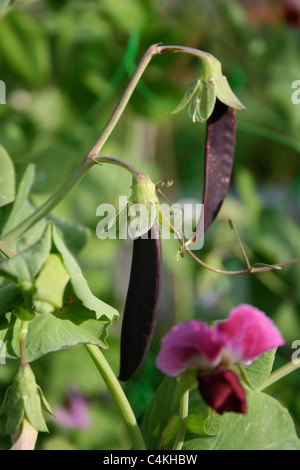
0,44,300,451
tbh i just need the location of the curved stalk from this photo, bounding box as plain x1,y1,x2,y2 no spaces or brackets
257,361,300,392
84,344,146,450
172,389,189,451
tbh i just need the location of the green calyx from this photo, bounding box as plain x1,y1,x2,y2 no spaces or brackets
131,173,158,207
0,362,54,435
129,173,159,238
171,54,245,122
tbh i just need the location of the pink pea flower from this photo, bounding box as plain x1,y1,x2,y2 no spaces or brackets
198,367,247,415
156,304,284,414
283,0,300,26
51,389,91,429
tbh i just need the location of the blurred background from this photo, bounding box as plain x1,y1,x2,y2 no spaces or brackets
0,0,299,449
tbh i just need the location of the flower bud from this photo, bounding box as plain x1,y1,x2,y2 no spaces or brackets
0,361,54,448
198,366,247,415
171,54,245,123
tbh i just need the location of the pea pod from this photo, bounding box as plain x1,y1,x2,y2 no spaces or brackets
119,220,162,381
193,99,237,241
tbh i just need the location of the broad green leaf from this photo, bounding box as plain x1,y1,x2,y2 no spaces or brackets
0,284,22,315
183,391,300,450
0,224,51,284
0,145,15,208
13,305,35,321
152,387,216,450
49,214,90,254
238,349,276,390
0,306,111,362
33,254,70,312
52,224,118,321
140,372,196,450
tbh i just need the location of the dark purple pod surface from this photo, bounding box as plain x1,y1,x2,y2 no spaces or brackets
194,99,237,241
119,220,162,381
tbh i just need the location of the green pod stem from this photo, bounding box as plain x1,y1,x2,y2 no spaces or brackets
194,99,237,241
119,220,162,381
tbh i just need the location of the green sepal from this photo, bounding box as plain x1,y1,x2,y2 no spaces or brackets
37,386,55,417
0,385,12,415
129,173,159,238
170,53,245,123
3,363,50,435
170,79,200,115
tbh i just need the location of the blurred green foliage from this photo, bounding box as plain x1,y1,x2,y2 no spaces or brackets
0,0,299,449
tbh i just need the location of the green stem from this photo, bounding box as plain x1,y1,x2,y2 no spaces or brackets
0,240,15,258
0,44,221,246
172,389,189,451
19,321,29,368
93,156,142,177
85,44,161,159
2,159,93,246
257,361,300,392
84,344,146,450
1,45,162,245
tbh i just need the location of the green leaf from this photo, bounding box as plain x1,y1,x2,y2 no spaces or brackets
26,306,111,361
0,223,51,284
0,145,15,208
140,371,196,450
13,305,35,321
49,214,90,254
33,254,70,312
0,306,111,362
183,391,300,450
0,284,22,315
238,349,277,390
52,224,118,321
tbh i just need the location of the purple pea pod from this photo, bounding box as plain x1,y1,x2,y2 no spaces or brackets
119,220,162,381
169,53,243,244
191,100,236,244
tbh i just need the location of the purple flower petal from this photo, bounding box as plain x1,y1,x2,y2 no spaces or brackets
52,389,91,429
156,320,225,376
198,366,247,415
215,304,285,365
